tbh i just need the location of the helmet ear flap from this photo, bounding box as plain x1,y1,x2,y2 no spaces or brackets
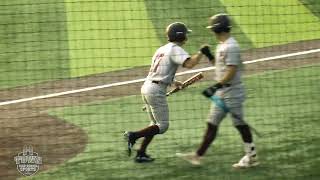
167,32,176,42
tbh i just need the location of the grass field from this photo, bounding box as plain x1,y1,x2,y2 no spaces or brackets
23,64,320,180
0,0,70,88
223,0,320,47
1,0,320,88
64,0,160,77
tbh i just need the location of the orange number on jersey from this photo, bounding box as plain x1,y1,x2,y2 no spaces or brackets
151,53,164,72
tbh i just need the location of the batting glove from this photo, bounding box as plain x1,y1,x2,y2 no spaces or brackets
202,83,223,98
200,45,214,61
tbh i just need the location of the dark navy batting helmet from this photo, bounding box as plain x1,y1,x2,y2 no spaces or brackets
166,22,192,42
206,13,232,33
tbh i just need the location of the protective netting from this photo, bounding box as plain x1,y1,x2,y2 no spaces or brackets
1,0,320,179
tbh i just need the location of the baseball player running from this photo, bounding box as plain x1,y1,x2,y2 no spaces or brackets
177,14,259,168
124,22,207,163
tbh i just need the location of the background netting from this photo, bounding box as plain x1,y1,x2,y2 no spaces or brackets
0,0,319,179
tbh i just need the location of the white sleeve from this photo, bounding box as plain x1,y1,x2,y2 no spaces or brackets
226,45,240,66
171,46,190,65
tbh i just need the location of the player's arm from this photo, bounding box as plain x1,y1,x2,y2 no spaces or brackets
183,45,215,68
219,45,240,84
218,65,237,85
172,79,183,89
202,65,237,98
182,53,203,69
202,45,239,98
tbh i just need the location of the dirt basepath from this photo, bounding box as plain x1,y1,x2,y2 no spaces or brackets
0,40,319,179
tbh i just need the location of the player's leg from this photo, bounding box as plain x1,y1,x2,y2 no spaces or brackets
130,125,160,140
138,135,155,153
124,95,160,157
135,95,169,162
196,104,227,156
125,124,160,159
135,135,155,163
135,94,168,142
177,104,226,165
229,104,259,168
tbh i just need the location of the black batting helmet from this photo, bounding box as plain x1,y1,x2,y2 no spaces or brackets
206,13,232,33
166,22,192,42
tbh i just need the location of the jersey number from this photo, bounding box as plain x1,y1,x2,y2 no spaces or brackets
151,53,164,72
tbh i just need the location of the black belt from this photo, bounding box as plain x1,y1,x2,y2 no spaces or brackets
152,81,161,84
223,84,231,87
151,80,169,86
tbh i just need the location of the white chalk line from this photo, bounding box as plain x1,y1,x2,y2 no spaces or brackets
0,48,319,106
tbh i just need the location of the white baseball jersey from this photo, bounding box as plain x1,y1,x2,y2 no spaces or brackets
146,42,190,85
215,37,242,85
141,42,190,133
208,37,247,126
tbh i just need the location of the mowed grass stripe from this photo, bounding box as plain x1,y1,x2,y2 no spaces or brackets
300,0,320,19
64,0,160,77
0,0,70,88
1,1,320,88
145,0,254,51
221,0,320,47
27,65,320,180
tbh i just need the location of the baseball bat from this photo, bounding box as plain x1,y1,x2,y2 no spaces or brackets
166,72,204,96
142,72,204,111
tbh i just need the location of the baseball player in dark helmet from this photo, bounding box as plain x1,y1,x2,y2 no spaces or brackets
124,22,209,163
177,14,259,168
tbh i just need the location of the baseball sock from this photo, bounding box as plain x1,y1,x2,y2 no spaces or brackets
138,135,154,154
244,142,256,157
235,125,253,143
196,123,218,156
133,125,160,140
236,125,257,157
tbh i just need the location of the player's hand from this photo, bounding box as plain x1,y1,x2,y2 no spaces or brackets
173,80,183,90
199,45,214,61
202,83,223,98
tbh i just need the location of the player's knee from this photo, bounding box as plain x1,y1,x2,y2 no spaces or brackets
158,122,169,134
207,120,220,127
208,117,223,126
233,120,247,127
231,113,246,126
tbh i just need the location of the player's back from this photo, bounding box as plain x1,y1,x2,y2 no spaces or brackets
146,42,190,85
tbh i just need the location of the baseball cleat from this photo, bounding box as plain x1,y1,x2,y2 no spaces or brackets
232,154,259,169
135,152,155,163
123,131,136,157
176,152,201,165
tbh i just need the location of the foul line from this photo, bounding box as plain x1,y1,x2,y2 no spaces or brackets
0,48,319,106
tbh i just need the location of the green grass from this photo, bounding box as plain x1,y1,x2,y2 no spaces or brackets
1,0,320,88
64,0,160,77
25,64,320,180
0,0,70,88
144,0,254,51
47,0,320,76
222,0,320,47
300,0,320,18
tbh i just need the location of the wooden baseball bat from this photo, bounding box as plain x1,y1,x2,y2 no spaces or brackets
142,72,204,111
166,72,203,96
